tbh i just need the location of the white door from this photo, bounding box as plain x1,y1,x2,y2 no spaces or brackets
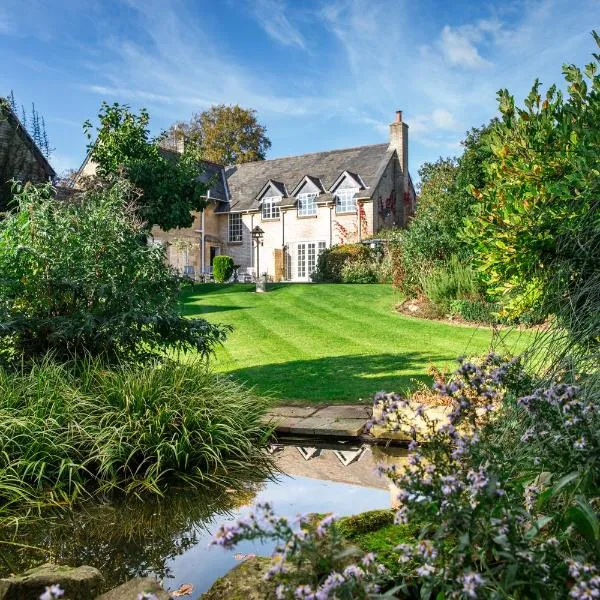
295,242,326,281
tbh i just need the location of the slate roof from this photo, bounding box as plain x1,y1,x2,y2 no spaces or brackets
224,143,392,212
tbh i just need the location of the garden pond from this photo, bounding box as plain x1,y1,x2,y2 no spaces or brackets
0,442,407,596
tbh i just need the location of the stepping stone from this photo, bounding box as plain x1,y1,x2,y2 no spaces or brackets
266,406,319,418
314,405,371,419
287,416,366,437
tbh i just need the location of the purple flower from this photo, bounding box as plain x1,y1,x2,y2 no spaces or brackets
462,571,486,598
40,586,65,600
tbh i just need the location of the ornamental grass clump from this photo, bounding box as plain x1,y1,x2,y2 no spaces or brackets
0,358,272,511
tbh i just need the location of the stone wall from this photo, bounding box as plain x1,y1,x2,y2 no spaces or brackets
0,103,55,209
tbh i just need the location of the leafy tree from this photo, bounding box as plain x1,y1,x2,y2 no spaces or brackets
84,102,209,230
0,180,228,365
465,31,600,330
166,104,271,165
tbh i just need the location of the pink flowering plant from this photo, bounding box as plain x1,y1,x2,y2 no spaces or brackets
211,502,387,599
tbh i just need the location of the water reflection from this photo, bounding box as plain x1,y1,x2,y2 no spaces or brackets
0,442,408,595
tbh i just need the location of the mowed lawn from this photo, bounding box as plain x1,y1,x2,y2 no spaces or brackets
181,284,531,403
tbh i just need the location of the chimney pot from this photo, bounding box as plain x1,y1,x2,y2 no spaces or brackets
395,110,402,123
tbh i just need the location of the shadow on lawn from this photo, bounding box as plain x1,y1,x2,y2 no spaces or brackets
182,303,253,316
183,283,290,299
224,351,452,403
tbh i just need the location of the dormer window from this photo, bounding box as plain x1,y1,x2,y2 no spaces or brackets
261,196,281,220
335,189,358,214
297,192,317,217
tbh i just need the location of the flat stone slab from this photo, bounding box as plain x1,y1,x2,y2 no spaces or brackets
314,405,371,419
286,416,366,437
267,405,320,418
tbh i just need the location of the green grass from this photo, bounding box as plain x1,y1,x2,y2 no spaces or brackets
181,283,532,403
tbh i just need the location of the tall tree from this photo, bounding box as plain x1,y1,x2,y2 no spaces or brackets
84,101,210,230
166,104,271,165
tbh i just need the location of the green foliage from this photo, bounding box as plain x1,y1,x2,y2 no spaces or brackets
84,102,209,230
166,104,271,165
340,258,378,284
419,256,482,312
449,299,500,324
213,255,234,283
0,181,228,365
465,32,600,328
312,244,372,282
0,358,271,511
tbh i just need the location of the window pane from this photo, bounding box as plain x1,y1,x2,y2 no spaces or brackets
228,213,242,243
297,193,317,217
335,189,357,213
262,197,280,220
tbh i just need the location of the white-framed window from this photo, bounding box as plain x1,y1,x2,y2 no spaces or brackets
261,196,281,220
228,213,242,243
297,192,318,217
335,188,357,214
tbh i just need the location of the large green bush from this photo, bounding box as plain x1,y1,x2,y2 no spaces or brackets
340,258,378,284
465,32,600,331
0,181,228,365
213,255,234,283
312,244,371,282
0,358,271,510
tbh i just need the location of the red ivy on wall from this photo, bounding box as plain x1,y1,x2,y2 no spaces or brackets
358,202,369,238
378,189,396,219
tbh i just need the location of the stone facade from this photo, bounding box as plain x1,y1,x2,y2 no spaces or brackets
76,111,416,282
0,99,55,209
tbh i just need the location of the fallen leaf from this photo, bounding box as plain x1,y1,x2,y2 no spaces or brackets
234,553,256,562
171,583,194,597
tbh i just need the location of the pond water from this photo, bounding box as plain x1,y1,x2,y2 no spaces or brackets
0,442,407,596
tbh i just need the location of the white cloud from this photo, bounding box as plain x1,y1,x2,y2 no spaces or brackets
410,109,460,135
439,25,491,69
248,0,307,50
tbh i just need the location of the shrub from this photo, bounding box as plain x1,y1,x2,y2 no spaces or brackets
0,182,228,365
0,358,272,510
312,244,371,283
340,258,378,284
449,299,499,324
213,255,234,283
419,256,481,312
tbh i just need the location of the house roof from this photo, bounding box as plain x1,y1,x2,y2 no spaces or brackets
224,143,392,212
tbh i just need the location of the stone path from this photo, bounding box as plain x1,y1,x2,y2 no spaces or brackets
264,404,372,438
264,403,451,443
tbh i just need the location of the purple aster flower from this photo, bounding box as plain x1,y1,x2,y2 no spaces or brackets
40,586,65,600
462,571,485,598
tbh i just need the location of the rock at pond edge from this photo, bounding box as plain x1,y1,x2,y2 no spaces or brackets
0,563,103,600
200,556,274,600
95,577,170,600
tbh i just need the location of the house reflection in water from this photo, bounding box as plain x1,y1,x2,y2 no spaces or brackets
267,443,408,507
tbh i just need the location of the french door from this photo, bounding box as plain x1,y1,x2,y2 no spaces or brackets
296,241,326,280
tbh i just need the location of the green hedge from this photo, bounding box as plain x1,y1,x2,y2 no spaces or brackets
213,255,234,282
312,244,373,282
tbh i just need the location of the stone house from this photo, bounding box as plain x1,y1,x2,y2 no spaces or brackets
0,99,56,209
78,110,415,281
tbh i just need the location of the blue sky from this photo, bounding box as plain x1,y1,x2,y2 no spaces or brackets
1,0,598,178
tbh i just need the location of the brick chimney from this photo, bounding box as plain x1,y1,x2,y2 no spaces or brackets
388,110,408,178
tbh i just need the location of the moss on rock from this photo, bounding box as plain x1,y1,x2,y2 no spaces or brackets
200,557,275,600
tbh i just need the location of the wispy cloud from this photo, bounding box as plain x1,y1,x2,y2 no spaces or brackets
438,25,492,69
247,0,307,50
0,10,13,34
